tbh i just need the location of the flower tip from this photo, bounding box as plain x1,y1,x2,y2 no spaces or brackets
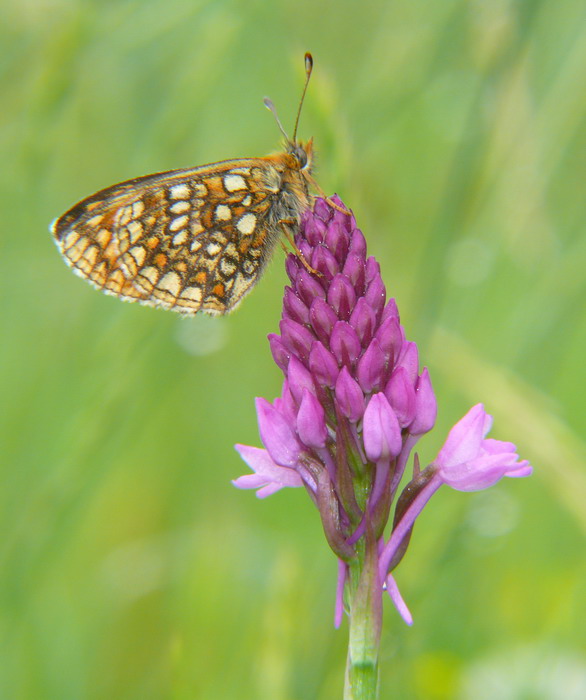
363,392,402,461
509,461,533,478
233,442,253,460
385,574,413,626
233,443,303,495
255,400,302,468
297,388,327,448
409,367,437,435
313,197,332,221
335,366,365,422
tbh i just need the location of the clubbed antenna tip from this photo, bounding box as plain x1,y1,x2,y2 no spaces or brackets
293,52,314,143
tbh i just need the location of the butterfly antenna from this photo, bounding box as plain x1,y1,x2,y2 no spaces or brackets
292,52,313,143
264,97,289,141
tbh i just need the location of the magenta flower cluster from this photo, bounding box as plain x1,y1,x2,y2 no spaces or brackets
234,197,531,625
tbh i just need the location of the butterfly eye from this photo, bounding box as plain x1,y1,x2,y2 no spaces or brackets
292,145,308,169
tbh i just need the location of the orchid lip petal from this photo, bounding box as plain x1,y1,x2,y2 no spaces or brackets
233,444,303,496
433,405,532,492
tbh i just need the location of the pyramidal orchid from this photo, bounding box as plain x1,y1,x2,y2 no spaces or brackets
233,197,532,699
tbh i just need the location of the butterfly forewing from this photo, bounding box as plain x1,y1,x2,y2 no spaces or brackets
52,157,306,314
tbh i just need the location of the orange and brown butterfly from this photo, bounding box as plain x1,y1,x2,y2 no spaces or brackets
51,53,327,315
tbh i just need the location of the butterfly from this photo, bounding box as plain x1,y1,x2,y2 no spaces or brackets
51,53,330,315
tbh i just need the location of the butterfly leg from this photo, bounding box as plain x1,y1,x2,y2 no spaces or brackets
279,219,321,277
305,174,351,215
323,197,350,215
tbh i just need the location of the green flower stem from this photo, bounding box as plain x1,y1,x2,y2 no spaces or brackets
344,532,382,700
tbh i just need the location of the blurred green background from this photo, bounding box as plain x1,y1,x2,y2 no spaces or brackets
2,0,585,698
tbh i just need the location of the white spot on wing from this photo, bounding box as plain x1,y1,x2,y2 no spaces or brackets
172,231,188,246
181,286,203,303
129,245,146,266
158,271,181,296
170,184,190,200
220,259,237,276
127,221,143,242
170,200,190,214
223,174,247,192
229,167,251,175
236,213,256,235
170,215,188,232
138,266,159,286
215,204,232,221
206,242,222,256
95,229,111,247
118,207,132,226
131,201,144,218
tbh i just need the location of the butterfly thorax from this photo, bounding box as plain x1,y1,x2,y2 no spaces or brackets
260,139,314,224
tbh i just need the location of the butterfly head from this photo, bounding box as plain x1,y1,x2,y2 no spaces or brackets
287,137,314,172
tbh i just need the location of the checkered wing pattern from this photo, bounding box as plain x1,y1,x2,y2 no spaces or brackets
51,158,300,315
